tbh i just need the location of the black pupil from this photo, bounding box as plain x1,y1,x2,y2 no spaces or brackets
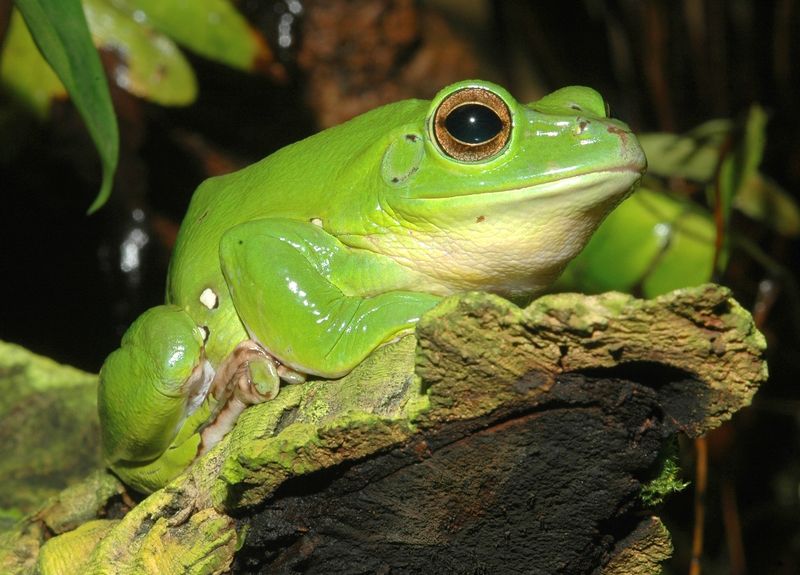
445,103,503,144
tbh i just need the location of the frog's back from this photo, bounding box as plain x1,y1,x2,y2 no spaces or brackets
166,99,427,359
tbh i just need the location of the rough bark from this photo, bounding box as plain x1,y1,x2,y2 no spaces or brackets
0,285,767,574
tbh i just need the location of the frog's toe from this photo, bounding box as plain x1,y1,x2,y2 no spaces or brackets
243,354,281,402
277,364,307,385
198,341,285,454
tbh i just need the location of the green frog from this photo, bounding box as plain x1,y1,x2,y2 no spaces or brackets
98,80,646,492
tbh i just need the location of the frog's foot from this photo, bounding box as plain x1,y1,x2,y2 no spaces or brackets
197,340,304,455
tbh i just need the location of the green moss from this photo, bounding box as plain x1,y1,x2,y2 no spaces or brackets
0,341,102,517
0,287,768,571
640,448,690,507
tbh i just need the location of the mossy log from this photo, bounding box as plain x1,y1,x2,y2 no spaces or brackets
0,285,767,574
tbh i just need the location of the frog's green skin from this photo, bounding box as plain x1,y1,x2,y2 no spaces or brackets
98,80,646,492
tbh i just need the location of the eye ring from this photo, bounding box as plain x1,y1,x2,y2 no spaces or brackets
432,87,512,162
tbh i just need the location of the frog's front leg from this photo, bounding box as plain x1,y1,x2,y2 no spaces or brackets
197,339,293,454
219,218,442,378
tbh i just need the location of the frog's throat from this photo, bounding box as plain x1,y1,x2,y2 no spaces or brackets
364,168,644,296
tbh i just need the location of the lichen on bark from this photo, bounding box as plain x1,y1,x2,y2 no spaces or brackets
0,285,767,574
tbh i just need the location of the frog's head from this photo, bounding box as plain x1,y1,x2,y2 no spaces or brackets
337,80,647,296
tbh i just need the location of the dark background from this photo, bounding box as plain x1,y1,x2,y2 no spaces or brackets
1,1,798,573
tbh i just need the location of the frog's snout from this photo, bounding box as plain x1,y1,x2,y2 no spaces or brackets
605,123,647,174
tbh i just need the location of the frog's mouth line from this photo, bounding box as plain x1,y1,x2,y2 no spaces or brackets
411,165,645,201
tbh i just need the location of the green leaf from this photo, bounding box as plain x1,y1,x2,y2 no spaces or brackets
714,105,769,273
639,119,732,182
556,187,716,297
734,172,800,237
641,199,716,297
717,105,768,209
83,0,197,106
111,0,270,71
15,0,119,213
0,9,66,118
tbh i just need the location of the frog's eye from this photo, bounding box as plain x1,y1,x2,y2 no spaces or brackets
432,87,512,162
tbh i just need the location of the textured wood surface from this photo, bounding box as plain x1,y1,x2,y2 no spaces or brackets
0,285,767,574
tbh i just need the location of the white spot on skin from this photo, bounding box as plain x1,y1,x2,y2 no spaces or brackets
311,218,323,227
198,325,210,343
167,345,185,367
200,288,218,310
